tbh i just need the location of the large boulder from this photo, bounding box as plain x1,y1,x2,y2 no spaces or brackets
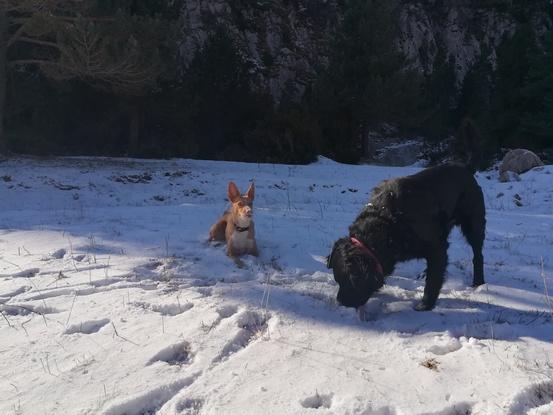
499,148,544,182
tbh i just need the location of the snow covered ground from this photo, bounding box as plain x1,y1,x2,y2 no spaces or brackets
0,156,552,415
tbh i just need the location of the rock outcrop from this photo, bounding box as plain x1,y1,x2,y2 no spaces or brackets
180,0,341,103
179,1,549,101
499,148,544,182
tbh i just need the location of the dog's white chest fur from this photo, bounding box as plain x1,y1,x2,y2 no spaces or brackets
230,229,253,251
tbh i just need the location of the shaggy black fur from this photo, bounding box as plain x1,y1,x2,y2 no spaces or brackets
328,164,486,311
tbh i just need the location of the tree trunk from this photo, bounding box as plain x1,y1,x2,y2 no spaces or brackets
0,11,8,154
128,100,141,156
360,124,369,159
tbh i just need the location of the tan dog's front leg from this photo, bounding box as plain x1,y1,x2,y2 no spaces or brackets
209,217,227,242
229,254,245,268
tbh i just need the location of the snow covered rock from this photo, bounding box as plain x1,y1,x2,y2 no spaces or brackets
499,148,544,182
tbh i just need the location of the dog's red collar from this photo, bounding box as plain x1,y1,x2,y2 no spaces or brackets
350,236,384,276
235,225,250,232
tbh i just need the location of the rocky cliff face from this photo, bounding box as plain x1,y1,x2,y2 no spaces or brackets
179,0,549,101
180,0,341,103
398,1,549,85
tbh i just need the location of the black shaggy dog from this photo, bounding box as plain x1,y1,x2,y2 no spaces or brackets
328,164,485,313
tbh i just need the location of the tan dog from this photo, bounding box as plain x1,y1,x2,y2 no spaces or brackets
209,181,259,258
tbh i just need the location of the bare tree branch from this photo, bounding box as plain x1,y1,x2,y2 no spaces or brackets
12,36,60,49
2,1,161,96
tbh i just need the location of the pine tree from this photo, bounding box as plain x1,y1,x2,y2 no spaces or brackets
489,23,537,148
420,47,457,140
519,30,553,149
181,26,268,159
455,52,495,167
313,0,421,163
0,0,181,154
458,52,493,126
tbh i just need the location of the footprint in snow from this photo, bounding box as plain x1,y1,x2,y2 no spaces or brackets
40,248,66,261
176,398,204,415
354,403,397,415
213,310,268,363
64,318,110,334
216,304,238,319
195,287,213,297
0,285,31,300
130,301,193,316
419,401,473,415
426,335,463,356
202,304,239,332
507,381,553,415
72,253,87,262
300,392,333,409
1,303,60,316
188,278,218,288
148,340,192,366
101,376,197,415
0,268,40,279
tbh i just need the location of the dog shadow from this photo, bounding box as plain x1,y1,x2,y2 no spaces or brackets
220,270,553,344
365,292,552,341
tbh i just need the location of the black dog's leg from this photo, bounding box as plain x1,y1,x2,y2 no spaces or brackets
459,185,486,287
460,217,485,287
470,244,484,287
415,246,448,311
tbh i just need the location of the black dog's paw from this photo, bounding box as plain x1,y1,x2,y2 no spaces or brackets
414,301,434,311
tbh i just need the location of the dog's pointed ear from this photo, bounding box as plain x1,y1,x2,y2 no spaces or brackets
246,182,255,201
228,182,241,203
